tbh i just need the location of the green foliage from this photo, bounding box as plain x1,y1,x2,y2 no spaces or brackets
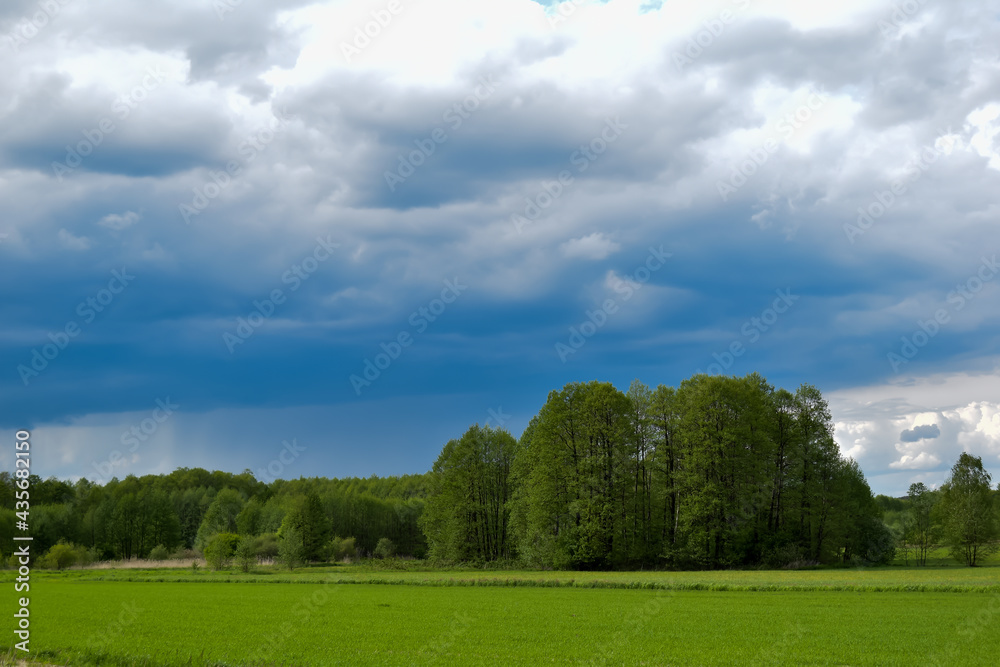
39,540,90,570
326,535,358,562
234,536,256,573
937,453,999,566
195,488,244,549
503,376,891,570
278,492,330,562
147,544,170,561
421,425,519,563
374,537,396,559
278,526,304,570
203,532,239,570
253,532,280,560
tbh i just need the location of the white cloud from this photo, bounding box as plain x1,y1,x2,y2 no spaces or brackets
560,232,620,260
830,365,1000,494
57,228,91,251
99,210,141,230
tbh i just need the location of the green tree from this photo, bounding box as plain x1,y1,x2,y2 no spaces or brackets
374,537,395,559
204,532,239,570
278,526,304,570
906,482,938,566
420,425,518,562
937,453,998,566
234,536,256,572
195,488,244,549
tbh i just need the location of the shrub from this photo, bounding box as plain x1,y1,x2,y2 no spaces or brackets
204,532,240,570
253,533,280,560
374,537,395,560
148,545,170,561
326,536,358,562
41,541,83,570
170,547,199,561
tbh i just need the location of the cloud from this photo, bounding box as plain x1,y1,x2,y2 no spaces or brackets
900,423,941,442
560,233,620,260
56,228,91,251
98,211,141,230
1,0,999,498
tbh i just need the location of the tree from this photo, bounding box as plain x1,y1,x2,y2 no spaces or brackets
374,537,395,559
204,532,239,570
234,536,256,573
279,493,329,562
420,425,518,562
906,483,938,566
937,453,998,566
195,488,244,549
278,526,304,570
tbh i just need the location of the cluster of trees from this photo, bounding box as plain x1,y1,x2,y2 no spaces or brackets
7,374,997,572
880,453,999,566
424,375,900,569
0,467,429,567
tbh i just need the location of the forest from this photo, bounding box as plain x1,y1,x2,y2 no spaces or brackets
4,374,997,570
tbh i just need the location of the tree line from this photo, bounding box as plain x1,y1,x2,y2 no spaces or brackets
421,375,999,569
0,467,429,567
5,373,997,570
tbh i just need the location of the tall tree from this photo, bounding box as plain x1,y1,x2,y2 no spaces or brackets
937,453,998,566
906,482,938,566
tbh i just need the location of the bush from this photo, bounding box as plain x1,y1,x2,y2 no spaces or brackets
374,537,395,560
234,536,256,573
170,547,199,561
148,545,170,561
253,533,280,560
326,536,358,562
40,541,87,570
204,532,240,570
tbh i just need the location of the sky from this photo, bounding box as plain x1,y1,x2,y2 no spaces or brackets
1,0,999,497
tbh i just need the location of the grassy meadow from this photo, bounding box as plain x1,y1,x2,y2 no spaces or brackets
3,559,999,666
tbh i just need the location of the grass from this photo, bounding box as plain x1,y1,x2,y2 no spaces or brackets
3,559,998,665
4,579,1000,666
14,560,1000,593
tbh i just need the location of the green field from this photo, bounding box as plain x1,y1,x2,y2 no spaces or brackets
3,565,1000,666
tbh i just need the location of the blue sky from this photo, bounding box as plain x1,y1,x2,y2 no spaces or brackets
1,0,999,496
